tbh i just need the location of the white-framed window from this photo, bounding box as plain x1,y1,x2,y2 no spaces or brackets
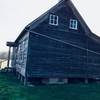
69,19,78,30
49,14,59,26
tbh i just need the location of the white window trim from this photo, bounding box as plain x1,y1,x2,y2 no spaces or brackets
69,19,78,30
49,14,59,26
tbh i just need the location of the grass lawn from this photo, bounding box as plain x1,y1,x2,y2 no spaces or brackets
0,72,100,100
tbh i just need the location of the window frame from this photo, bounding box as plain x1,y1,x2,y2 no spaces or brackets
49,14,59,26
69,19,78,30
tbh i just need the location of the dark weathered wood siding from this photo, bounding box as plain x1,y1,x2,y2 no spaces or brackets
12,31,29,76
12,0,100,79
26,1,100,78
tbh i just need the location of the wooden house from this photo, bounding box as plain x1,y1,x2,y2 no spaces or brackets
9,0,100,84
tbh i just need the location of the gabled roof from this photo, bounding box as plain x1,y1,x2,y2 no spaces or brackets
15,0,100,44
28,0,91,34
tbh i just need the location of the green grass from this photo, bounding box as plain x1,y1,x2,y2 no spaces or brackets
0,72,100,100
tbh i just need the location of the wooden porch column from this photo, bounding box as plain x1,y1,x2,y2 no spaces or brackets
7,46,11,67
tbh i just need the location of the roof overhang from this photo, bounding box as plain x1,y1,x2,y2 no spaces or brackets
6,42,17,47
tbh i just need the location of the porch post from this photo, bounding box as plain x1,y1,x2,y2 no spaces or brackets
7,46,11,67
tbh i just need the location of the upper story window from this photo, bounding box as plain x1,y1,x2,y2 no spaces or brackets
69,19,78,30
49,14,58,26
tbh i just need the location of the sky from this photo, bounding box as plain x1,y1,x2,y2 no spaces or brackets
0,0,100,52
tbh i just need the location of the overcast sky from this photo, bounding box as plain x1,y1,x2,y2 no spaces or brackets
0,0,100,52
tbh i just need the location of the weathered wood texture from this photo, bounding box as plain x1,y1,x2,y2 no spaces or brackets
12,0,100,79
26,0,100,78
